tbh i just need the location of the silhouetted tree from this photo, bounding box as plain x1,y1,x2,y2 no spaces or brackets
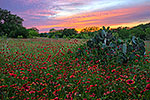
0,8,28,38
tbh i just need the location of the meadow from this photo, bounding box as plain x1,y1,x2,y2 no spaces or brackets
145,41,150,56
0,38,150,100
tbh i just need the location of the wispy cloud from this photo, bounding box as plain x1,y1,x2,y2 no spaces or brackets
0,0,150,32
37,4,150,31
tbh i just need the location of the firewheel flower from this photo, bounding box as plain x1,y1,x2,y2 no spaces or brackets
145,84,150,90
126,79,135,85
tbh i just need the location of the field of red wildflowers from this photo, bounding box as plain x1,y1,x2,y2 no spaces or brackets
0,38,150,100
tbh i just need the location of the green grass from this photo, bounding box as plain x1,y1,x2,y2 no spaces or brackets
145,41,150,56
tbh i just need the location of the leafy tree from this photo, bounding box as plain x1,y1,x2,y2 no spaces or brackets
49,28,56,38
129,27,146,40
28,28,39,38
118,27,130,39
54,31,62,38
80,26,99,33
9,26,29,38
40,33,49,37
75,33,82,39
80,26,99,38
51,34,56,39
63,35,67,39
29,27,39,33
0,8,26,37
62,28,77,37
145,28,150,40
49,28,55,32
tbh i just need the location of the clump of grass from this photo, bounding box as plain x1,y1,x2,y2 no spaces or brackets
145,41,150,56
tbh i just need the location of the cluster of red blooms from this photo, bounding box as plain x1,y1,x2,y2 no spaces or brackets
0,39,149,99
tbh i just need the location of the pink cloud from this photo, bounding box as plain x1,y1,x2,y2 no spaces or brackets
36,4,150,32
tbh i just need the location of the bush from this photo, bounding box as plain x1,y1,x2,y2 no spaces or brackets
17,35,23,38
76,26,146,64
28,29,39,38
51,35,56,39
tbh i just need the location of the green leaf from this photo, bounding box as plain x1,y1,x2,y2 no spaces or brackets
117,39,122,44
132,36,136,44
122,43,127,54
109,42,116,47
102,43,106,48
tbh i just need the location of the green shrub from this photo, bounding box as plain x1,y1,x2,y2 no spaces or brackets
63,35,67,39
76,26,146,64
17,35,23,38
51,35,56,39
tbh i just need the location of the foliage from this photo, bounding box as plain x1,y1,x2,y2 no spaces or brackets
63,35,67,39
28,28,39,38
48,27,100,39
130,27,146,40
117,27,130,39
17,35,23,38
48,28,78,39
79,26,100,39
145,28,150,40
40,33,49,37
62,28,78,37
8,26,29,38
47,23,150,40
75,33,82,39
111,23,150,40
78,26,146,64
29,27,39,33
51,34,57,39
80,26,99,33
0,8,28,38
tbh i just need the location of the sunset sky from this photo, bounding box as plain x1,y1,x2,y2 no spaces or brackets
0,0,150,32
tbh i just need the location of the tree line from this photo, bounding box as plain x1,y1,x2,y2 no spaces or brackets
0,8,150,40
40,24,150,40
111,23,150,40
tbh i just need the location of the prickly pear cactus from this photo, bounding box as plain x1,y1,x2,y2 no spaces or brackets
86,26,146,64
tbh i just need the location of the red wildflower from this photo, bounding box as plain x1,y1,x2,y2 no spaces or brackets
90,93,95,97
90,85,95,87
74,86,78,90
122,90,127,93
0,85,8,88
54,97,59,100
145,84,150,90
111,69,116,72
22,76,28,80
29,90,35,94
54,84,60,88
46,73,50,76
126,79,135,85
10,84,17,87
54,62,57,64
135,54,140,57
9,73,17,78
38,87,46,93
70,75,75,78
21,84,30,91
135,60,138,63
10,96,16,99
146,79,150,82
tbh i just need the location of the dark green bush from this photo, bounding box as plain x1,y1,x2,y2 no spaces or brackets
76,26,146,65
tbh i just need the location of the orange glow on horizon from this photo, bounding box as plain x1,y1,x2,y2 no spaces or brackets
39,20,149,33
36,5,150,33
